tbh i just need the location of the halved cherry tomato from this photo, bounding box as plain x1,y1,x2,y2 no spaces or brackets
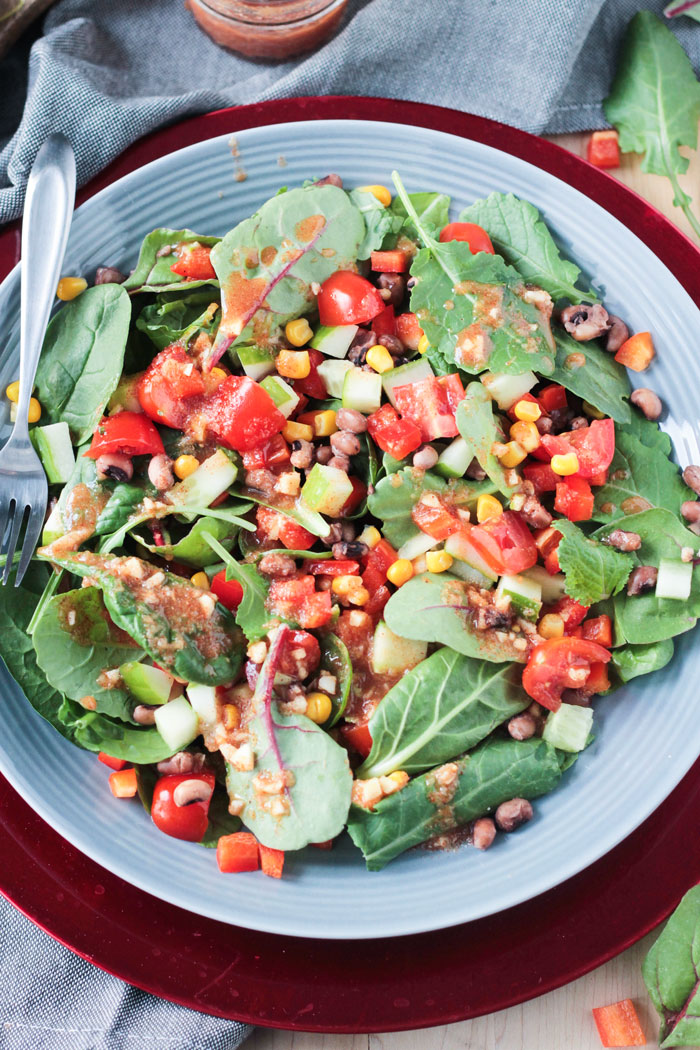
256,505,316,551
541,419,615,479
370,250,409,273
210,571,244,611
393,376,459,440
437,373,466,414
554,475,595,522
469,512,538,575
522,637,611,711
371,305,396,337
277,629,321,678
523,461,559,494
395,312,423,351
170,242,217,281
340,722,373,758
296,591,333,629
411,493,462,540
151,773,216,842
293,348,327,400
205,375,286,452
439,222,494,254
85,411,164,459
317,271,385,326
268,576,315,604
138,346,204,430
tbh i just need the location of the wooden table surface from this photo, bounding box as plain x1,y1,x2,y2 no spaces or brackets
249,129,700,1050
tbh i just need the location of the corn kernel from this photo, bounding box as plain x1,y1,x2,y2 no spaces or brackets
211,367,227,381
5,381,20,403
417,334,430,355
190,571,210,590
509,421,540,453
56,276,87,301
513,399,542,423
366,344,394,374
358,184,392,207
387,770,409,789
276,348,310,379
476,494,503,523
425,549,453,573
174,454,199,479
386,559,414,587
285,318,314,347
551,452,580,476
223,703,240,731
332,574,358,596
348,586,370,606
582,400,606,420
27,397,42,423
497,440,528,468
313,409,337,437
358,525,381,549
306,692,333,724
283,420,313,443
539,613,565,639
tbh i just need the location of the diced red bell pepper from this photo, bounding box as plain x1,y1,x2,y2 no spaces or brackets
534,526,562,575
582,614,613,648
615,332,655,372
85,412,165,459
523,461,559,494
587,130,621,171
393,376,459,441
364,583,391,616
170,242,217,281
411,493,462,540
109,768,137,798
217,832,260,873
293,348,327,400
468,512,538,575
259,844,285,879
592,999,646,1046
340,476,367,516
242,433,291,472
340,722,373,759
367,403,422,460
210,571,244,612
310,839,334,850
506,392,540,423
437,373,466,414
586,661,611,695
538,384,568,414
554,476,595,522
99,752,128,772
370,249,409,273
362,538,398,594
306,559,360,576
395,312,423,352
268,576,316,604
371,305,396,336
296,591,333,629
544,547,561,575
256,505,316,551
550,596,590,632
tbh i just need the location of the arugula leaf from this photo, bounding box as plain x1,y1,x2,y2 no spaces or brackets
319,632,352,728
604,11,700,239
35,285,131,444
202,531,271,642
595,509,700,644
225,626,353,850
350,188,403,258
359,649,528,778
136,290,220,351
550,331,631,425
33,588,140,721
209,184,365,364
383,572,529,663
592,429,692,523
367,467,494,548
237,490,331,539
612,639,674,683
456,382,517,496
40,551,243,685
348,737,567,870
459,192,591,302
122,228,220,294
643,884,700,1048
388,191,451,244
556,519,634,606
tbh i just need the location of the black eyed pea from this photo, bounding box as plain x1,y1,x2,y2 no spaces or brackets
683,466,700,496
494,798,533,832
630,388,663,421
472,817,497,850
412,445,438,470
147,453,174,492
681,500,700,523
330,430,361,457
328,453,351,473
133,704,157,725
336,407,368,434
96,453,133,483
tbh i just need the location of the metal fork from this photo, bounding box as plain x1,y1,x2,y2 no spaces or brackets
0,135,76,586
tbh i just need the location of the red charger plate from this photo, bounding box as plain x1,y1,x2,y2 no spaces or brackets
1,97,700,1033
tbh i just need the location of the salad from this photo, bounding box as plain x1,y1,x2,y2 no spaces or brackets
2,169,699,879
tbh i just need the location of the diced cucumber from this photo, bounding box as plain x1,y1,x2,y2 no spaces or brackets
382,358,435,408
42,502,64,545
310,324,358,359
301,463,353,516
187,683,218,725
481,371,537,410
444,530,498,583
120,661,173,706
260,374,300,418
371,621,427,675
397,531,439,561
31,422,75,484
521,565,567,605
495,573,542,621
435,436,472,479
342,367,382,414
543,703,594,753
236,344,276,381
655,558,693,600
317,358,354,398
167,449,237,508
448,559,494,587
108,372,144,414
154,696,200,751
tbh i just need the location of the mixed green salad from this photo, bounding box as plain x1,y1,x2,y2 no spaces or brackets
3,169,699,878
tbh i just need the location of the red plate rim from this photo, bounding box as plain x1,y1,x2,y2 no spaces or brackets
1,96,700,1034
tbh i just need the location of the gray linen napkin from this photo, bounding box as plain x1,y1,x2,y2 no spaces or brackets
1,1,700,1047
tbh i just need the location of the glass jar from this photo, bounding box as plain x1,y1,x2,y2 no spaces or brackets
186,0,350,60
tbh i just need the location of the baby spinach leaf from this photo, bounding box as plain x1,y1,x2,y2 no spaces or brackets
459,192,591,302
225,626,353,850
359,648,529,778
39,551,243,686
133,515,240,567
456,383,516,496
64,706,176,762
94,483,146,537
33,588,140,721
35,285,131,444
604,11,700,239
367,467,494,548
122,228,220,294
209,184,365,364
613,638,674,683
347,737,566,870
556,519,634,606
202,531,270,642
383,572,529,663
595,509,700,644
592,429,691,523
319,631,352,727
643,884,700,1048
98,500,255,555
350,188,403,258
136,290,220,351
550,331,631,425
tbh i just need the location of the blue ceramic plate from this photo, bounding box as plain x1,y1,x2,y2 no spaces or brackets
0,119,698,940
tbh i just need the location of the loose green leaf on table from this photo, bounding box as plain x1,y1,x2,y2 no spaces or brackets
550,330,631,425
556,519,634,606
456,382,517,496
35,284,132,444
643,883,700,1048
359,648,529,778
122,228,220,293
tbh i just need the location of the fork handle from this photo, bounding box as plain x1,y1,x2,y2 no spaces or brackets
16,135,76,439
